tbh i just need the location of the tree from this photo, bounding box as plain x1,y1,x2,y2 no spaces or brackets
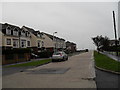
92,35,109,51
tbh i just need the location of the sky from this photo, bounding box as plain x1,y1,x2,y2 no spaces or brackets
1,2,119,50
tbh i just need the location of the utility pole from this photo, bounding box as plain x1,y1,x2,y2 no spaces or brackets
113,11,118,56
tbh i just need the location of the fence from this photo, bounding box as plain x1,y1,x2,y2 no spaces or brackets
2,48,31,65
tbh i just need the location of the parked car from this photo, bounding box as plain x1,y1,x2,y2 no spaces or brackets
52,51,68,62
31,53,39,59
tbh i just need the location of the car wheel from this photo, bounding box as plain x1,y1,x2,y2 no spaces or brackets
66,57,68,60
52,59,55,62
63,57,65,61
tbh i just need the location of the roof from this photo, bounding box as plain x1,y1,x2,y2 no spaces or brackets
43,32,65,41
66,41,76,45
1,23,21,34
22,26,42,36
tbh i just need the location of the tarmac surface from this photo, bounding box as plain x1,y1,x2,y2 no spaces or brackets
95,68,120,89
2,51,96,88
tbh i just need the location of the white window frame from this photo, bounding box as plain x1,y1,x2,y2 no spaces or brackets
37,34,41,38
13,30,18,36
21,40,26,48
41,41,44,47
13,39,19,48
21,31,26,36
6,27,11,35
38,40,41,48
27,41,30,47
6,38,11,45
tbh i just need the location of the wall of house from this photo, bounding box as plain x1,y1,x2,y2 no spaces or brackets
37,38,44,48
2,35,20,47
20,36,31,48
43,34,54,48
0,31,3,47
30,32,37,47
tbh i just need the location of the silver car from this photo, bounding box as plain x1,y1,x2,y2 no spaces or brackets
52,51,68,62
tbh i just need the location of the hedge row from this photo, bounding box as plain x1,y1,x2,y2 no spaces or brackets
101,46,120,52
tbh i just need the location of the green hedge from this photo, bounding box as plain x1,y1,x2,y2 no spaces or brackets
101,46,120,52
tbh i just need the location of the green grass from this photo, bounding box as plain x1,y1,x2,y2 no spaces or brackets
5,59,52,67
94,51,120,72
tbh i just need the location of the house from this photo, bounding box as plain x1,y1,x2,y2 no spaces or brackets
109,40,119,46
0,23,31,65
0,23,31,49
43,32,66,52
66,41,76,53
22,26,44,53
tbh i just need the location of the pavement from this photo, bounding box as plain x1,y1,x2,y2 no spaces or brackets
101,51,120,62
2,51,96,88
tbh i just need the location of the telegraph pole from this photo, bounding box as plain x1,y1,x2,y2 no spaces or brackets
112,11,118,56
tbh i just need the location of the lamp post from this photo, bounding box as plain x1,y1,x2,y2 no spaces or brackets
53,32,57,53
112,11,118,56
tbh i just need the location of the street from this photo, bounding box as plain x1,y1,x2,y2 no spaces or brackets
95,68,120,89
2,51,96,88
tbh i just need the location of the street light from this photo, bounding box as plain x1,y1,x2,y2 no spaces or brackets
112,11,118,56
53,32,57,53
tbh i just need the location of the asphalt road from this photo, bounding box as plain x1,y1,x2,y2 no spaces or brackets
2,51,96,88
95,68,120,89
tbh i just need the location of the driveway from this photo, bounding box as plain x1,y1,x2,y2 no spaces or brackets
2,51,96,88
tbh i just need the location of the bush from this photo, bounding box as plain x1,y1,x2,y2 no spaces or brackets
101,46,120,52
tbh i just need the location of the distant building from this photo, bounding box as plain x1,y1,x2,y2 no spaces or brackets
43,32,66,52
109,40,119,46
66,41,76,53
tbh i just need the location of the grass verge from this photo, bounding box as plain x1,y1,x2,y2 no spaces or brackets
94,51,120,72
5,59,52,67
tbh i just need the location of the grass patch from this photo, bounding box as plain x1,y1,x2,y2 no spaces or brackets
94,51,120,72
5,59,52,67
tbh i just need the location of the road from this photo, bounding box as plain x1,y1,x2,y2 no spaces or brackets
95,68,120,89
2,51,96,88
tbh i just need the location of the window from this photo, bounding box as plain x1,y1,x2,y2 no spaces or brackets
26,32,30,37
42,41,44,47
13,39,19,48
37,34,42,38
21,40,26,48
6,39,11,45
27,41,30,47
21,31,26,36
38,40,41,48
13,30,18,36
6,27,11,35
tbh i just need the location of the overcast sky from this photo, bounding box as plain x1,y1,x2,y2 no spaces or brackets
2,2,118,50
